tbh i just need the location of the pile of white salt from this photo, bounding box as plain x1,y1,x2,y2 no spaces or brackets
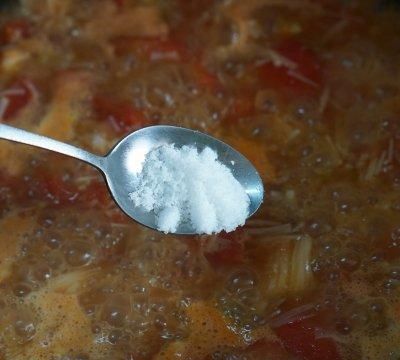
129,144,250,234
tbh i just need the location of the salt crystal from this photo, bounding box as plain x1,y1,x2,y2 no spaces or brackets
128,144,250,234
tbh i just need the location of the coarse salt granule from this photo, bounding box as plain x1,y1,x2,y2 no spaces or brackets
128,144,250,234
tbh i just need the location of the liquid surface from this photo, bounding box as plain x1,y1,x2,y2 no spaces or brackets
0,1,400,359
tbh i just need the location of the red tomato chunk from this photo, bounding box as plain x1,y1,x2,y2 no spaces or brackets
0,80,34,121
93,95,150,134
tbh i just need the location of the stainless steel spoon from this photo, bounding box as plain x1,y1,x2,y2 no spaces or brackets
0,124,264,234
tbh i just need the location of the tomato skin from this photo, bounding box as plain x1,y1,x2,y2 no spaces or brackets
258,40,322,97
1,19,31,44
1,80,34,121
139,41,220,90
23,174,79,207
93,95,149,135
274,317,341,360
113,36,220,92
192,63,220,91
78,180,110,206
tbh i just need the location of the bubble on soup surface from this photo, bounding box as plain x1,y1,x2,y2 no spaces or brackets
84,303,96,316
13,282,31,297
388,267,400,280
37,213,55,228
32,264,52,281
91,323,102,335
305,216,332,237
348,306,369,329
44,231,63,249
227,270,256,294
382,279,398,292
335,319,352,335
338,252,360,272
101,304,127,327
14,318,36,342
65,242,93,266
154,314,168,329
108,329,122,344
79,289,105,315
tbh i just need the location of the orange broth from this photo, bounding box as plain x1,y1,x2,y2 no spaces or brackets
0,0,400,359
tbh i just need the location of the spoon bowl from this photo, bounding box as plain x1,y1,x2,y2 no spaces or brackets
0,124,264,234
104,126,264,234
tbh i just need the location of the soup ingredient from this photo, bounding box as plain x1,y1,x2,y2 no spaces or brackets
0,80,33,121
129,144,250,234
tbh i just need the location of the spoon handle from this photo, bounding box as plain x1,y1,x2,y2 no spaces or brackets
0,124,106,171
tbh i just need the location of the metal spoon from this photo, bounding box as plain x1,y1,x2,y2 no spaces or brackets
0,124,264,234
